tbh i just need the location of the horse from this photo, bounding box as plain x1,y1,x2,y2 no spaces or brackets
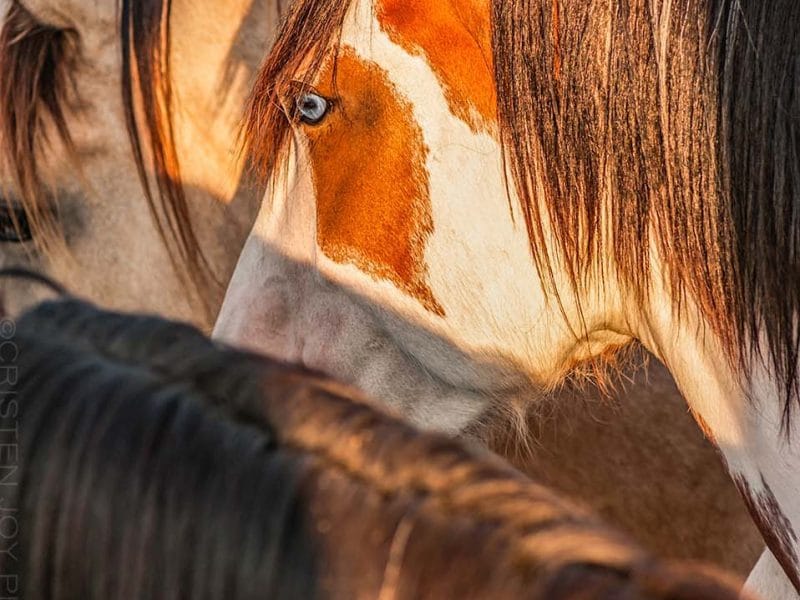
0,0,283,327
0,0,760,579
0,297,747,599
214,0,800,595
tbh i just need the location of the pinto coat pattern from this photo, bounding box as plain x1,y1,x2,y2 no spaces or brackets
220,0,800,594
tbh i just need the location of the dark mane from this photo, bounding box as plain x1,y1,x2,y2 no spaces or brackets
246,0,800,425
0,298,743,598
0,1,213,307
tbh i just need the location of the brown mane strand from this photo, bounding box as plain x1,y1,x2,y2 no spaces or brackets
0,1,78,244
493,0,800,426
243,0,350,181
121,0,217,315
0,1,214,313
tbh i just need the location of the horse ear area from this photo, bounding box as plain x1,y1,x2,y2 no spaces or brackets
11,0,115,46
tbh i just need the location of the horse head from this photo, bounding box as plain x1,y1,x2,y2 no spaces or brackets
216,0,800,594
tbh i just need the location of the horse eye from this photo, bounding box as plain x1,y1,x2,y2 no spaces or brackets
0,204,33,243
295,92,330,125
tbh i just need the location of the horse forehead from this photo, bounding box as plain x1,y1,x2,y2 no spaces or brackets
374,0,496,130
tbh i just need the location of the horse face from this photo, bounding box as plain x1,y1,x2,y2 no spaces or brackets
216,0,630,431
0,0,277,328
229,1,800,592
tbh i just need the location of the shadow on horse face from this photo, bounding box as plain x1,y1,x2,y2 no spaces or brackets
0,298,746,599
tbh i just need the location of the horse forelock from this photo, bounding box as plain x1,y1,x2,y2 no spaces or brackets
243,0,351,181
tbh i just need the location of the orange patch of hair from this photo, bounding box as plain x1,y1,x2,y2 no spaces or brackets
303,49,444,316
376,0,496,131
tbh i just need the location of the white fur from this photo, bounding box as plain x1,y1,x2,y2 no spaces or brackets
747,550,800,599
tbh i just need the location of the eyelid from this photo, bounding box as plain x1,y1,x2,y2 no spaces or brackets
288,79,322,95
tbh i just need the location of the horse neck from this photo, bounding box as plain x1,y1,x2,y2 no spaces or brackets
636,278,800,595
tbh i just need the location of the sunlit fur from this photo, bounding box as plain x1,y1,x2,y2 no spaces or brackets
0,0,209,291
0,298,746,599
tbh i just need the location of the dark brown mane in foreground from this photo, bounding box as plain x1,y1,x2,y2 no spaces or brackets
0,1,213,307
0,298,744,598
246,0,800,426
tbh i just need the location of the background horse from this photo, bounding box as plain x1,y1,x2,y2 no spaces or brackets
215,0,799,595
0,0,282,327
0,298,746,599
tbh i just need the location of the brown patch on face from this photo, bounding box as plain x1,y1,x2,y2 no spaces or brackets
733,473,800,592
301,48,444,316
376,0,496,131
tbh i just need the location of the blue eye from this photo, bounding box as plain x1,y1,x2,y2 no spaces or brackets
296,92,330,125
